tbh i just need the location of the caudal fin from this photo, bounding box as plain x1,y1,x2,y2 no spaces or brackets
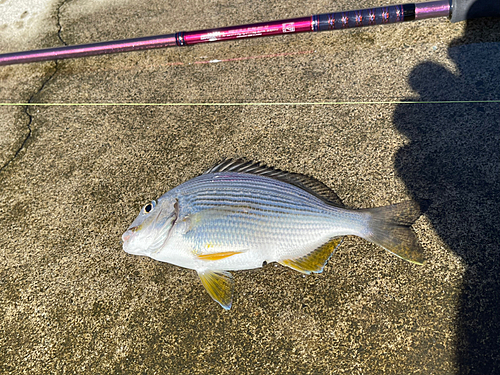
362,200,427,265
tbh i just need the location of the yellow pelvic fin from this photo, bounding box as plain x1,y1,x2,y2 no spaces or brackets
198,270,234,310
196,251,243,261
279,238,343,274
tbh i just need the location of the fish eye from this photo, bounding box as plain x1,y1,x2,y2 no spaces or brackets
142,200,156,214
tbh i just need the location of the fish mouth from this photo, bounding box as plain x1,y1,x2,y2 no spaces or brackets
121,229,134,243
121,225,140,243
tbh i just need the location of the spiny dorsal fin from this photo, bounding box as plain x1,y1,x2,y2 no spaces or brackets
279,238,343,274
198,269,234,310
205,158,344,207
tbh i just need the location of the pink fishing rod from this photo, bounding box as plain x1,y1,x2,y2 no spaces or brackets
0,0,498,66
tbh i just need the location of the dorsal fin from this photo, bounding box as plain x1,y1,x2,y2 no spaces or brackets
205,158,344,207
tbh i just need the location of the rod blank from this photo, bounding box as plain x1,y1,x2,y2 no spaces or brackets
0,1,451,66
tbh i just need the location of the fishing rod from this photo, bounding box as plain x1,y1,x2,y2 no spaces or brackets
0,0,499,66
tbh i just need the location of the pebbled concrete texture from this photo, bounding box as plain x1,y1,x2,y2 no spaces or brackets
0,0,62,169
1,0,499,373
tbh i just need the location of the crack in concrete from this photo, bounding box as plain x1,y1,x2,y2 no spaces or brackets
0,0,68,174
0,62,59,174
57,0,68,46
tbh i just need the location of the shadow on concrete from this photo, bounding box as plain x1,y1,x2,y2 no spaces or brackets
393,18,500,374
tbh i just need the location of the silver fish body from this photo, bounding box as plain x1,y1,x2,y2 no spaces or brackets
123,159,425,310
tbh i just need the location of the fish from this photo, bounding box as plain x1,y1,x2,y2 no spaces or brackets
122,158,425,310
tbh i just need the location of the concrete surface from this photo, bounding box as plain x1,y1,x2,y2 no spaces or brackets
1,0,499,373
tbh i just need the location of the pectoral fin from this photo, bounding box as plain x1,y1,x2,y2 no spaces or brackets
279,238,343,274
197,251,244,261
198,270,234,310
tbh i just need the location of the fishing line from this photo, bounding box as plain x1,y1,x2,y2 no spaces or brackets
0,100,499,106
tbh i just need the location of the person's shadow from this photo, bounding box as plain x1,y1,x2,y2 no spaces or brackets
393,18,500,374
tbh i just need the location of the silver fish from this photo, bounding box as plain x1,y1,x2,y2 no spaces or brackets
122,159,425,310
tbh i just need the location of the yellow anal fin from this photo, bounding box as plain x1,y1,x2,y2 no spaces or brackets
197,251,243,261
198,270,234,310
279,238,343,274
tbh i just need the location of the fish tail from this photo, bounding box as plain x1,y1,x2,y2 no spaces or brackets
361,200,428,265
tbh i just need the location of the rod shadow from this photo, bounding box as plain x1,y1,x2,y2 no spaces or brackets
393,18,500,375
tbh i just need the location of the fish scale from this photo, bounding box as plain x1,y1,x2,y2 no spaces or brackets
174,173,357,263
123,159,426,310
